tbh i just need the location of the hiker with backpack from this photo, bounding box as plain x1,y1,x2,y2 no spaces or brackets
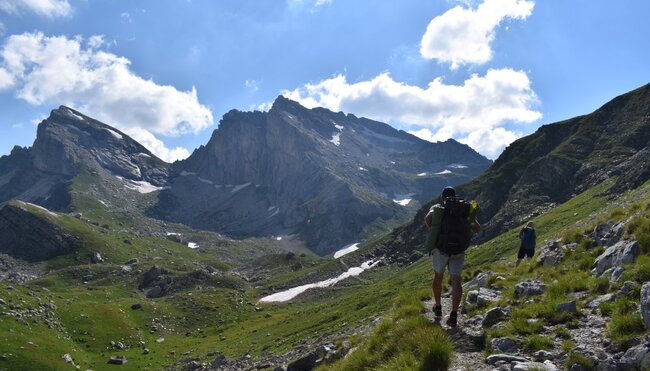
516,221,536,266
424,186,480,327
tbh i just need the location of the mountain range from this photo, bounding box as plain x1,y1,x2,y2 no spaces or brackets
0,96,491,255
0,83,649,370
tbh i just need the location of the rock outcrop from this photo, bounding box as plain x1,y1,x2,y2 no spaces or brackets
0,201,77,261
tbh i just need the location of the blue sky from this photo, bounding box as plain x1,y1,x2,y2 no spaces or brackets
0,0,648,161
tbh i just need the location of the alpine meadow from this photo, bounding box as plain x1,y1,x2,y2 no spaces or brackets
1,1,650,370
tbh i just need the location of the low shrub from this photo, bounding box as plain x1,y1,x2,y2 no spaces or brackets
524,335,554,351
553,326,571,340
566,352,596,369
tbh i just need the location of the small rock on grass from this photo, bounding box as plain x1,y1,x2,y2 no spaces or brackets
108,355,128,365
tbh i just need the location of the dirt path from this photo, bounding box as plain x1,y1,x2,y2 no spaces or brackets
423,297,490,371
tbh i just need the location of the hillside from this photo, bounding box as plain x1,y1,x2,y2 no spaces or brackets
363,83,650,266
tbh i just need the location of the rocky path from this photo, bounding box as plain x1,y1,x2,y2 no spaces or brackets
423,297,489,371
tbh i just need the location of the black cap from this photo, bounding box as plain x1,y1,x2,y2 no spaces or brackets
441,186,456,198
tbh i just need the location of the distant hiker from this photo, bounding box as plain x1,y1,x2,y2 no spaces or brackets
516,221,536,267
424,186,480,327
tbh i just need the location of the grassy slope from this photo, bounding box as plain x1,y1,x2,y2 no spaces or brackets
2,176,650,370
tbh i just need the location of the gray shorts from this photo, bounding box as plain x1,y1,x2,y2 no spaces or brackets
431,248,465,276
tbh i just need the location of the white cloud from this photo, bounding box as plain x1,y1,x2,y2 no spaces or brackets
87,35,105,49
282,69,541,159
0,66,13,89
0,32,213,160
420,0,534,69
244,79,259,92
0,0,72,18
124,127,190,162
120,12,132,23
288,0,332,9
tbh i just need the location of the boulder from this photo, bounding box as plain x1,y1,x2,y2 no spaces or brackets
491,337,518,353
586,293,615,309
287,346,328,371
618,281,639,297
620,344,650,370
91,252,104,264
465,288,502,307
486,354,528,365
610,267,625,283
107,356,128,365
641,282,650,329
594,222,625,247
483,307,507,327
536,240,565,267
514,280,547,298
533,350,555,362
463,271,495,289
556,301,578,314
513,361,558,371
594,240,639,275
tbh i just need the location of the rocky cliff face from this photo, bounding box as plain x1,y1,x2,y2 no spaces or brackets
370,83,650,260
465,83,650,239
0,106,169,210
152,96,491,254
0,201,78,261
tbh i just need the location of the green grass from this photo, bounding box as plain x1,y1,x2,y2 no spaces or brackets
566,352,595,369
320,289,453,371
607,312,646,348
524,335,554,351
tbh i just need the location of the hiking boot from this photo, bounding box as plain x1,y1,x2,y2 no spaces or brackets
446,311,458,327
433,304,442,318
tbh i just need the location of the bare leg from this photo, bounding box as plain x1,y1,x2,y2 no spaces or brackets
433,272,444,307
450,274,462,313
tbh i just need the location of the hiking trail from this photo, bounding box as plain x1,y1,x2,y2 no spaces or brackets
424,295,488,370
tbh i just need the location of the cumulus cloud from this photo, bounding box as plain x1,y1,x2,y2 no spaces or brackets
124,127,191,162
420,0,534,69
0,32,213,161
282,69,541,159
0,0,72,18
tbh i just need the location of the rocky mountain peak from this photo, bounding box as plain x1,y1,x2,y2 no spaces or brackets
0,107,169,210
156,99,491,254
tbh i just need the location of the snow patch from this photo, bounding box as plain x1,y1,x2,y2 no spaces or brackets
417,172,428,177
106,128,123,140
137,153,151,158
198,177,213,185
434,170,452,175
115,176,162,194
187,242,199,249
448,163,468,169
267,206,280,218
276,237,282,241
231,182,251,193
392,194,415,206
330,132,341,146
258,259,382,302
359,167,368,171
334,243,359,259
63,108,85,121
